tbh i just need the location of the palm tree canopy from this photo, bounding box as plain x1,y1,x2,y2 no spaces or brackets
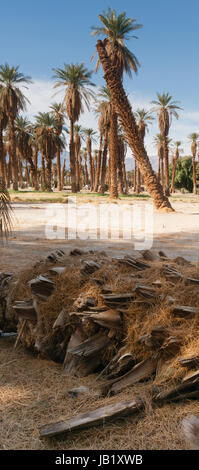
91,8,142,77
188,133,199,143
151,92,182,136
52,63,95,123
0,64,32,118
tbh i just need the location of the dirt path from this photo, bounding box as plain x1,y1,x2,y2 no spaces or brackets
1,201,199,272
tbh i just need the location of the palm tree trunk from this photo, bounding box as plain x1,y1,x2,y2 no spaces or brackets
171,158,177,193
134,159,137,192
69,119,76,193
193,155,197,194
56,147,62,191
96,39,173,211
41,153,46,188
10,117,18,190
109,105,118,198
122,159,128,194
94,135,103,192
99,126,108,193
158,156,161,183
0,125,5,182
163,136,170,196
136,167,141,194
62,159,66,188
117,152,124,194
46,158,52,192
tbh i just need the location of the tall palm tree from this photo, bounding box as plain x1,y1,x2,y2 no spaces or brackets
83,128,97,190
95,88,111,193
91,9,142,198
52,63,95,193
35,112,64,192
15,116,38,190
74,124,83,192
153,134,164,187
171,141,183,193
0,64,32,190
95,39,173,211
188,133,199,194
49,102,65,191
134,108,154,193
151,92,182,196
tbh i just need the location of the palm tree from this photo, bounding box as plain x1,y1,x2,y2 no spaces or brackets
52,63,95,193
95,39,173,211
188,133,199,194
49,102,65,191
15,116,38,190
151,92,182,196
153,134,164,187
74,124,83,192
171,141,183,193
0,64,32,190
135,109,154,193
83,128,97,191
95,88,111,194
35,112,64,192
91,9,142,198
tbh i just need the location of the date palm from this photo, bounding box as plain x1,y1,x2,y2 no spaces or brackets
95,87,111,193
95,40,173,210
0,64,32,190
92,9,142,198
15,116,38,189
74,124,83,191
153,134,164,187
83,128,97,191
135,109,154,193
151,92,182,196
49,102,65,191
171,141,183,193
52,63,95,193
35,112,64,192
188,133,199,194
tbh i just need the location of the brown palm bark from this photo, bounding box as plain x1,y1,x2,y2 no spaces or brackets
191,142,197,194
109,104,118,198
41,153,46,188
96,40,173,211
163,136,170,196
134,159,137,192
62,159,66,188
46,158,52,192
99,126,109,193
69,118,76,193
9,117,18,190
94,136,103,192
56,147,62,191
0,124,5,181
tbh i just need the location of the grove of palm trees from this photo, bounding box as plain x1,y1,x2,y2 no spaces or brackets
1,4,199,457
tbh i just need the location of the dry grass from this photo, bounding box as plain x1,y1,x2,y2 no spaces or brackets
1,337,199,450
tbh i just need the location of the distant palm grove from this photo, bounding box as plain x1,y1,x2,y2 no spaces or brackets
0,9,198,212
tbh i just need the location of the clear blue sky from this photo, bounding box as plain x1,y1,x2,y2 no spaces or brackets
1,0,199,156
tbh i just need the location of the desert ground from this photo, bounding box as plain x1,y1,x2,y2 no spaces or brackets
1,195,199,450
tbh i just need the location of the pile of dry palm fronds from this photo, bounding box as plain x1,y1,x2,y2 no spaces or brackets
1,247,199,438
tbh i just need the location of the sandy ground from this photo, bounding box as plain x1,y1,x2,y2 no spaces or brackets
1,199,199,272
